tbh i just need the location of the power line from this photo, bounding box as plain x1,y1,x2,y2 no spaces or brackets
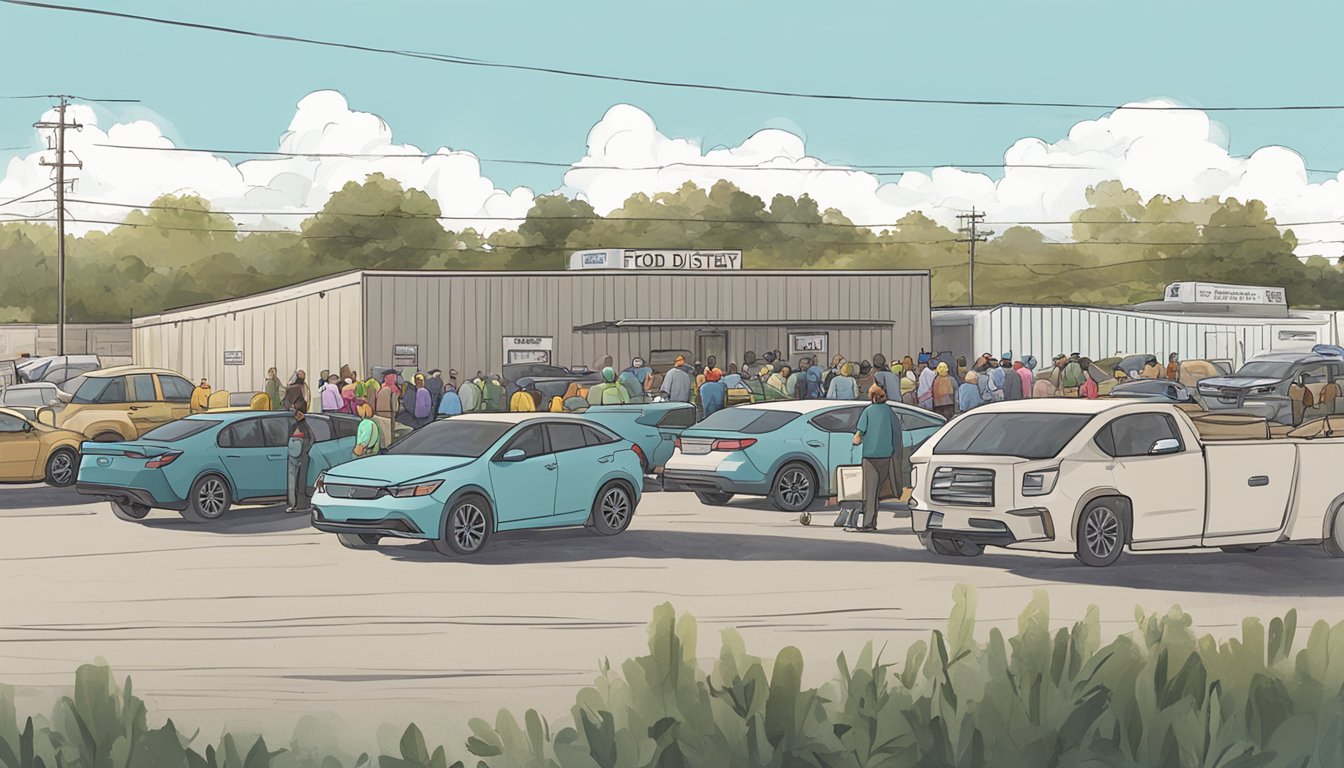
0,183,54,207
6,0,1344,113
0,93,138,102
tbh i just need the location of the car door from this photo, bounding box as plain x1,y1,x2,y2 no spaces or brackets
302,415,346,482
217,418,275,499
0,411,40,479
157,375,195,420
894,407,944,452
487,424,557,525
1095,413,1206,544
126,374,171,434
651,406,697,467
809,406,863,488
548,422,610,517
257,416,294,494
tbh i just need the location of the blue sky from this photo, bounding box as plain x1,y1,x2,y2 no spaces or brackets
2,0,1343,193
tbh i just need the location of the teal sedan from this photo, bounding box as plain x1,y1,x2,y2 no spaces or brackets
310,413,644,557
76,412,361,523
663,400,945,511
576,402,698,473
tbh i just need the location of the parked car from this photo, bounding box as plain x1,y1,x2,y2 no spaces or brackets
1106,379,1196,404
76,411,361,523
310,413,643,556
1197,346,1344,425
17,355,101,387
0,406,84,486
662,400,946,512
910,399,1344,567
57,366,198,441
0,383,65,414
576,402,698,473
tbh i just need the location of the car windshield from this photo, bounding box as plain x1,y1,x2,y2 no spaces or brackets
1232,361,1287,378
694,408,800,434
385,419,513,457
71,376,117,404
933,412,1094,459
141,419,217,442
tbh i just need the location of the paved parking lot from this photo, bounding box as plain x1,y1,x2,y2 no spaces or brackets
5,483,1344,748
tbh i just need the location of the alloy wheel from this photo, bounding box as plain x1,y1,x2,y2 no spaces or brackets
600,488,631,529
1084,506,1120,560
49,453,74,485
452,503,487,551
198,478,227,518
778,469,811,508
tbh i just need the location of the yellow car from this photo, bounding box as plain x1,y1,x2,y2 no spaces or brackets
0,407,84,486
59,366,196,442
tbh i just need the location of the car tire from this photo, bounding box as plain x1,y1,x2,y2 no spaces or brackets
434,495,493,556
1074,499,1127,567
180,474,232,523
695,491,734,506
336,533,381,550
110,501,150,521
589,481,635,536
769,463,817,512
1322,505,1344,558
44,448,77,487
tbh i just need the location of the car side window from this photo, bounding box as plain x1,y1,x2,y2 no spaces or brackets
1100,414,1182,458
583,425,619,447
657,408,696,429
894,407,943,430
128,374,157,402
219,419,266,449
261,417,292,448
547,423,588,453
811,406,862,433
160,375,195,403
0,413,27,433
93,377,128,404
329,415,359,439
41,366,67,383
502,425,549,459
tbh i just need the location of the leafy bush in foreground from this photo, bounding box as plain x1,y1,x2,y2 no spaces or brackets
4,586,1344,767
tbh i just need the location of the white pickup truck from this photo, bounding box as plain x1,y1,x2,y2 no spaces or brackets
909,399,1344,566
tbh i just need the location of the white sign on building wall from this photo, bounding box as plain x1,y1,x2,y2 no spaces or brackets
568,249,743,272
1165,282,1287,306
502,336,554,365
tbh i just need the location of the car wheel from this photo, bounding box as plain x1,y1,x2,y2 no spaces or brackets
694,491,734,506
110,501,150,521
1075,500,1127,567
336,533,381,550
44,448,77,487
1322,505,1344,558
770,463,816,512
590,482,635,536
433,495,493,556
180,474,231,523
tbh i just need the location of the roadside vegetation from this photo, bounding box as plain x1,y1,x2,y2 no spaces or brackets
1,176,1340,323
4,587,1343,767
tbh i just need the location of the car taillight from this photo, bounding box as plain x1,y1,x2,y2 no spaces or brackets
674,437,681,449
122,451,146,459
712,438,757,451
631,443,646,465
145,452,181,469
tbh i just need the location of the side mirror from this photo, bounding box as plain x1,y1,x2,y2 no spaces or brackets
48,398,60,407
21,421,33,433
1149,437,1181,455
499,448,526,462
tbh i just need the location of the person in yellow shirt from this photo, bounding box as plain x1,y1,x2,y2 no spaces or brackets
509,388,537,412
190,379,212,413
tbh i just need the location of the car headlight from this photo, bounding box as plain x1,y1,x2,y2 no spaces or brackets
388,480,443,498
1021,468,1059,497
1252,385,1276,395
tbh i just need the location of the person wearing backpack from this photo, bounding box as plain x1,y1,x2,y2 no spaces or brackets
412,373,434,427
353,402,381,458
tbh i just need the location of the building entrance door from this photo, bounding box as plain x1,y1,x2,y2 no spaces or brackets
697,332,728,370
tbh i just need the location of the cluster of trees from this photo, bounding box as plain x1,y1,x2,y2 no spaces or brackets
0,174,1339,323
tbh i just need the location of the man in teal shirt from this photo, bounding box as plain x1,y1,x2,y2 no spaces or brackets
851,383,902,531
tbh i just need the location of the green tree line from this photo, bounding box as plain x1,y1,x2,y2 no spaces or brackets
0,174,1338,323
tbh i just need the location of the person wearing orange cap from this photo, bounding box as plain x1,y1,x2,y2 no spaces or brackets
662,356,694,402
699,368,727,417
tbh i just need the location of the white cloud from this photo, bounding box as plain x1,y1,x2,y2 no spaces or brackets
2,92,1342,260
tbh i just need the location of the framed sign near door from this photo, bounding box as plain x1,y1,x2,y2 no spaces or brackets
789,332,828,356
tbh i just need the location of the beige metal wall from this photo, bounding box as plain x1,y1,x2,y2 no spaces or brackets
0,324,132,360
133,281,365,397
363,271,931,376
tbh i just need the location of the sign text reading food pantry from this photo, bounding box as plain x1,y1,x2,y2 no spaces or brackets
567,249,742,271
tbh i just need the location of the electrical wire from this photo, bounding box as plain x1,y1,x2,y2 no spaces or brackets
0,183,55,207
6,0,1344,112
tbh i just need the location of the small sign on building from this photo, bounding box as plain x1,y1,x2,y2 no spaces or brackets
392,344,419,368
789,332,829,355
223,350,244,366
503,336,554,365
567,249,743,272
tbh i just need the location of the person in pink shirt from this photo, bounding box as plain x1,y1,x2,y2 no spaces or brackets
1080,357,1100,399
1013,359,1034,398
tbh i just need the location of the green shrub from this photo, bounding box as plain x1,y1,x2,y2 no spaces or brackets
4,587,1344,767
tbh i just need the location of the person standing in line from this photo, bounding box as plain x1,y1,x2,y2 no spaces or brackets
897,363,919,406
977,361,1002,404
931,362,957,418
459,376,482,413
766,365,791,400
285,402,315,514
786,363,805,400
721,363,743,390
1166,353,1180,381
321,374,343,412
699,368,728,417
587,367,630,406
437,383,463,417
851,384,901,532
855,360,877,397
353,402,380,458
917,357,938,411
482,374,506,412
1061,354,1086,397
264,367,282,411
412,373,434,426
874,362,902,405
510,378,538,412
617,367,645,402
1080,358,1101,399
958,371,982,413
281,371,308,411
662,357,694,403
424,369,445,413
190,378,212,414
1012,358,1033,399
827,363,859,400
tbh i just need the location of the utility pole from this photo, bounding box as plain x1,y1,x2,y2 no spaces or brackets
34,97,82,355
956,207,992,306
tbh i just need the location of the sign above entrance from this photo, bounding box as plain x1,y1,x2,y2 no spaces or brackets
567,249,743,272
392,344,419,368
503,335,554,366
1164,282,1286,306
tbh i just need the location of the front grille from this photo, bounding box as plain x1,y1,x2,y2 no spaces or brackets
930,467,995,507
323,483,384,500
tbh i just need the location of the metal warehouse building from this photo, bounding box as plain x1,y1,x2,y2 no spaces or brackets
133,268,931,394
932,282,1342,370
